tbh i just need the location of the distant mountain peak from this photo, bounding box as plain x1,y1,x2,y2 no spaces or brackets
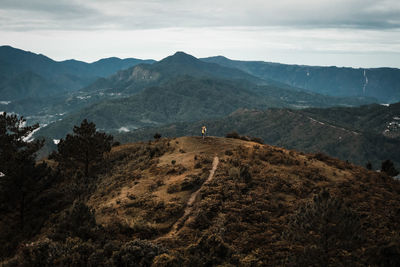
159,51,199,65
201,55,230,61
0,45,52,62
0,45,14,50
214,55,229,60
95,57,122,62
173,51,194,57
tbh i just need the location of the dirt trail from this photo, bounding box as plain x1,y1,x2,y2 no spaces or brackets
166,156,219,236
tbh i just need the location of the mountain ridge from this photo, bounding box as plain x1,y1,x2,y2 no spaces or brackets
201,55,400,102
0,45,155,101
80,50,266,95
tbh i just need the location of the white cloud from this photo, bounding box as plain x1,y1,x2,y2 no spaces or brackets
1,0,399,31
0,0,399,67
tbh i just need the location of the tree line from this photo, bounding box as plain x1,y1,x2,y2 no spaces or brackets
0,113,113,259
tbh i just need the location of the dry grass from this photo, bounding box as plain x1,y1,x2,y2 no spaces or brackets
88,137,223,234
84,136,400,265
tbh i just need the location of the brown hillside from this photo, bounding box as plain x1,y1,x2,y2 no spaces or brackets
85,136,400,266
5,136,398,266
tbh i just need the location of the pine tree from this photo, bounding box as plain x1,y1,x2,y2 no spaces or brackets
51,119,113,177
0,112,44,230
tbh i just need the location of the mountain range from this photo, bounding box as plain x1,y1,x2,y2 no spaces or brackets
202,56,400,103
81,51,265,95
36,52,376,139
0,45,154,101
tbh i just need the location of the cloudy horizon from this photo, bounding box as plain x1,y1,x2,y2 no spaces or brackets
1,0,400,68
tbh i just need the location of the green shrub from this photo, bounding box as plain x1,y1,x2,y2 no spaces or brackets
184,234,232,266
228,167,240,180
250,137,264,144
167,184,180,194
240,165,252,184
225,150,233,156
181,175,203,191
226,132,240,139
240,136,250,141
153,252,182,266
111,239,165,267
194,162,202,169
52,201,98,241
154,133,162,140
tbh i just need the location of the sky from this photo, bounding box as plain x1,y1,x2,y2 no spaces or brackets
1,0,400,68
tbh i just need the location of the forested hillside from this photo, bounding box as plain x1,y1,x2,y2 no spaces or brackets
0,46,154,101
202,56,400,103
37,76,375,140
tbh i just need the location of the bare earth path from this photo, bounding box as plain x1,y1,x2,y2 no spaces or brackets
166,156,219,236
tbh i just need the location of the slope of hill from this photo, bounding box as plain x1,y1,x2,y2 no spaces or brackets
0,71,59,100
202,56,400,103
2,137,399,265
0,45,154,101
37,76,376,140
116,103,400,169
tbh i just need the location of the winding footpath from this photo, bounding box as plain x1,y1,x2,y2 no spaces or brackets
167,156,219,236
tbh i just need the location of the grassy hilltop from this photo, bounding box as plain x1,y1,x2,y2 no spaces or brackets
2,136,400,266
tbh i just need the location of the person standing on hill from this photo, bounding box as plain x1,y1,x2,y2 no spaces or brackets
201,125,207,140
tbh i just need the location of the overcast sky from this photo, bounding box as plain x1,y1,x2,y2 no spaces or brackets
1,0,400,67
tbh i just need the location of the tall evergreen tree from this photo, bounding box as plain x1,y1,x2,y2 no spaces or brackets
51,119,113,177
0,112,44,230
